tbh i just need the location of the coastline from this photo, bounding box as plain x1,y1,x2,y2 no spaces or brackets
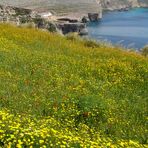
0,2,148,38
1,0,148,22
87,7,148,50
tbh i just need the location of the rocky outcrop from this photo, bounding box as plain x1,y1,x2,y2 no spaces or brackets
88,13,102,22
81,16,89,23
138,0,148,7
1,1,148,35
1,1,148,15
0,5,39,25
58,22,87,35
0,5,59,32
79,28,88,36
0,5,31,25
57,18,79,23
0,5,88,35
100,0,148,10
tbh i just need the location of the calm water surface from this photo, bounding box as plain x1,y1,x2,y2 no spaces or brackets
87,8,148,50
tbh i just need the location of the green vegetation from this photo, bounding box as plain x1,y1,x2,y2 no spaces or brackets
0,24,148,147
141,45,148,57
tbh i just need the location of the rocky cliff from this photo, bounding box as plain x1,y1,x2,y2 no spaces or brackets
0,4,88,35
138,0,148,6
100,0,138,10
0,0,148,15
0,0,148,35
100,0,148,10
0,5,59,32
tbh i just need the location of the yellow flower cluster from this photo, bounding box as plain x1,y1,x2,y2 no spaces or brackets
0,110,146,147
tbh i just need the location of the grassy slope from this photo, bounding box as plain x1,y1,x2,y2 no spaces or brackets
0,24,148,147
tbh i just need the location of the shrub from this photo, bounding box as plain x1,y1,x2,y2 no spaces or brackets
20,17,28,24
66,32,80,41
84,39,100,48
19,22,36,28
141,45,148,57
47,22,57,32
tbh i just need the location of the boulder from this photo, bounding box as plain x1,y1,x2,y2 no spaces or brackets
88,13,102,22
79,28,88,36
118,7,129,11
58,22,86,35
81,16,89,23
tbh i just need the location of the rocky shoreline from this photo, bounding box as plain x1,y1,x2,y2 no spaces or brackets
0,4,104,35
0,2,148,35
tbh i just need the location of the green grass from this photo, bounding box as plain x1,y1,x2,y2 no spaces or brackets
0,23,148,147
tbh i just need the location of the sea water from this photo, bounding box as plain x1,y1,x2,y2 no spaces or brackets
87,8,148,50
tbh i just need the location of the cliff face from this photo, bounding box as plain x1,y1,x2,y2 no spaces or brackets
101,0,148,10
138,0,148,6
0,0,101,14
0,5,59,32
100,0,148,10
100,0,139,10
0,0,148,15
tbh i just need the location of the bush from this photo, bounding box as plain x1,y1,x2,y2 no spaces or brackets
84,39,100,48
19,22,36,28
47,22,57,32
20,17,28,24
141,45,148,57
66,33,80,41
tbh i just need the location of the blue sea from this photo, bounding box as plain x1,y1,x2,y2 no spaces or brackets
87,8,148,50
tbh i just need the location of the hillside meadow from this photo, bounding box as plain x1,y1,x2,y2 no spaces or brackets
0,23,148,147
